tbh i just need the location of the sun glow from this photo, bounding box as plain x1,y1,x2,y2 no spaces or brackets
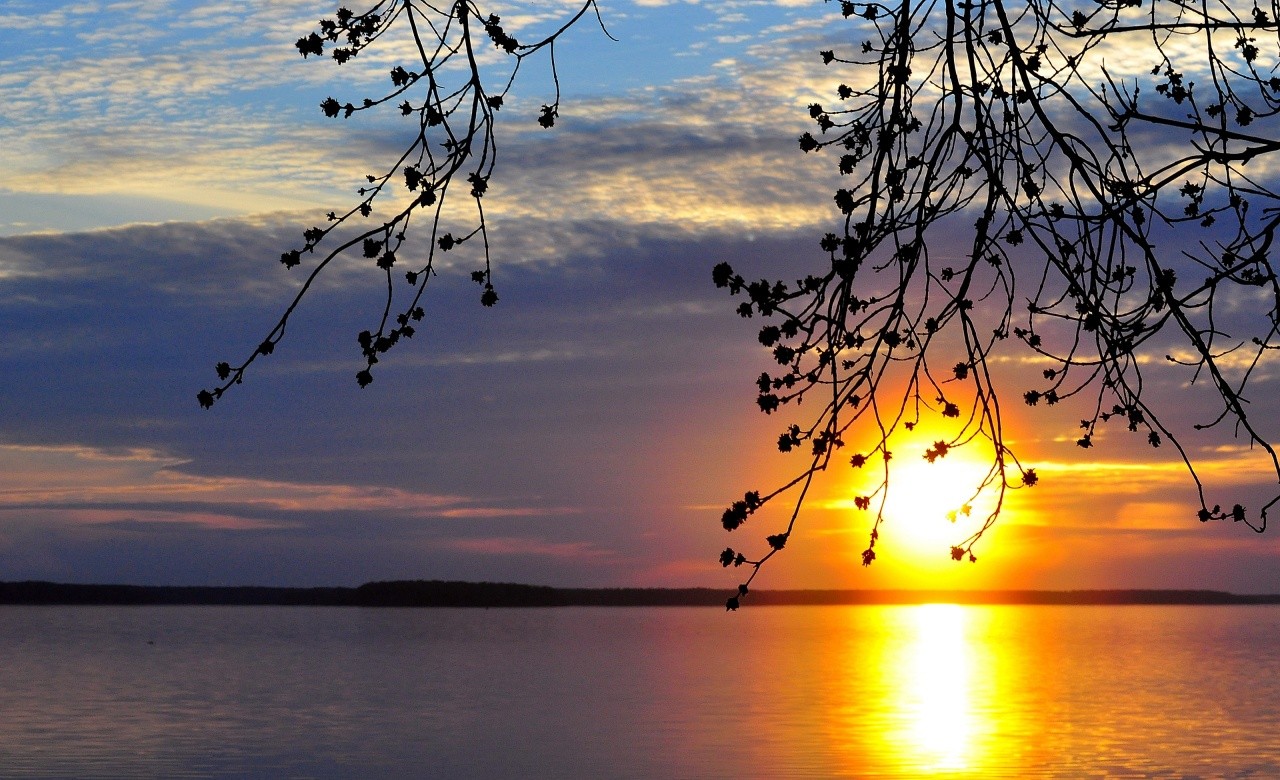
843,428,1002,567
882,449,994,552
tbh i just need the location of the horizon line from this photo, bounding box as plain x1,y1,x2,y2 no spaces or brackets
2,580,1279,607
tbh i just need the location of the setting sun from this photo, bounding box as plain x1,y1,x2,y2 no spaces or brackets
881,445,995,553
838,427,1002,568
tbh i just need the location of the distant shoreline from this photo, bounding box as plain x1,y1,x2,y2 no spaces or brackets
2,580,1279,607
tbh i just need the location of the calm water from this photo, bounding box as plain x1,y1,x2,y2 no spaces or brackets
1,604,1277,778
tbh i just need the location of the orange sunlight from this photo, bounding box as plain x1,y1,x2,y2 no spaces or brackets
880,446,996,552
835,425,1006,576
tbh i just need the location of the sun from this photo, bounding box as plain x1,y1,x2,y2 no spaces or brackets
882,451,992,552
850,430,999,563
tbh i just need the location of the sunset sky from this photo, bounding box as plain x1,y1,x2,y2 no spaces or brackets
2,0,1279,592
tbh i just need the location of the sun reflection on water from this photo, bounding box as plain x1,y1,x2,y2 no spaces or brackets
744,605,1032,776
899,604,975,771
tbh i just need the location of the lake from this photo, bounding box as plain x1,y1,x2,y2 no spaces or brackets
1,604,1277,778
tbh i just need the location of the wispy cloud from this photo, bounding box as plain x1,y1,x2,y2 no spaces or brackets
0,442,551,523
0,0,841,233
438,536,614,558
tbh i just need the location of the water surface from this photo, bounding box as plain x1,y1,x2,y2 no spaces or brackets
1,604,1276,778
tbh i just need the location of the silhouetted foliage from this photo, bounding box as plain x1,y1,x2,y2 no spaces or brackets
202,2,1280,609
198,0,610,408
719,0,1280,608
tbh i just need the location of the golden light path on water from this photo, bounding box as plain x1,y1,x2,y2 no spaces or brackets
818,604,1007,776
898,604,976,772
719,602,1280,777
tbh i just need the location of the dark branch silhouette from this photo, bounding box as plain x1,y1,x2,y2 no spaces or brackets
718,0,1280,609
198,0,610,408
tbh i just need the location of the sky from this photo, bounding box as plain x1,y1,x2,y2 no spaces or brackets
1,0,1279,592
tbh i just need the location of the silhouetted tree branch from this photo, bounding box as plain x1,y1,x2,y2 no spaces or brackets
198,0,610,408
719,0,1280,609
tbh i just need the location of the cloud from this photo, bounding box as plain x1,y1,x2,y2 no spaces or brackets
0,442,550,523
0,0,843,234
0,209,792,585
43,510,294,533
438,536,615,558
7,207,1264,582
